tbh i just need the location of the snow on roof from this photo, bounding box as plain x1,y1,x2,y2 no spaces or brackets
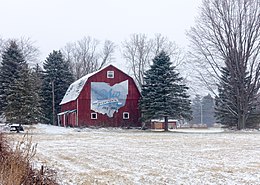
57,109,77,115
60,66,107,105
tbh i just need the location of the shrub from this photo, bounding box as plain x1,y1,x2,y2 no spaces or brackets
0,133,58,185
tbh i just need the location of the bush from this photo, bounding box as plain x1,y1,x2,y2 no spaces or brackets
0,133,58,185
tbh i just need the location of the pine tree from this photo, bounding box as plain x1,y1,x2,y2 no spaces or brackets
215,67,238,127
140,51,191,131
0,40,26,120
6,64,31,124
191,95,202,124
201,94,216,127
29,64,44,123
0,65,3,115
41,50,74,125
0,40,44,125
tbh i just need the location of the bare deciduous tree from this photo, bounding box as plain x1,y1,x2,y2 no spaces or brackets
153,34,184,67
122,34,153,88
0,37,39,66
18,37,40,65
188,0,260,129
62,37,115,80
122,33,184,88
0,37,4,64
99,40,115,68
0,37,4,51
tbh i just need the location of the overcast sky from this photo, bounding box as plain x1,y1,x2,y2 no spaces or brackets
0,0,202,63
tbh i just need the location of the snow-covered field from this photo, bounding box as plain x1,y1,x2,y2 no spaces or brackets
8,124,260,185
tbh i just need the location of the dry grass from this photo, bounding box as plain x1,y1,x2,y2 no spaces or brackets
0,132,58,185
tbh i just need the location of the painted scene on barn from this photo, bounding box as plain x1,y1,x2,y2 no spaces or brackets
58,65,141,128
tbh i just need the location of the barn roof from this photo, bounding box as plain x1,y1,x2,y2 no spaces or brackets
60,66,106,105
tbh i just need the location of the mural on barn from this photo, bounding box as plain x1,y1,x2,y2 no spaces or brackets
91,80,128,117
59,64,141,128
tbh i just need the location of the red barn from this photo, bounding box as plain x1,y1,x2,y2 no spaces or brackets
58,65,141,128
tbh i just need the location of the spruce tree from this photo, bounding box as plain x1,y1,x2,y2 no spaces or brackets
201,94,216,127
191,95,202,124
42,50,74,125
0,40,43,125
0,66,3,115
215,67,238,127
29,64,44,123
0,40,26,120
140,51,191,131
5,64,33,124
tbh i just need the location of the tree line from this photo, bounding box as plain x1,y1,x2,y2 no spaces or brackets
0,40,73,125
0,37,191,129
0,0,260,130
190,94,216,127
188,0,260,129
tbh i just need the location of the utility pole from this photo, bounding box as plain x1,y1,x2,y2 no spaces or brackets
52,80,55,125
200,102,203,125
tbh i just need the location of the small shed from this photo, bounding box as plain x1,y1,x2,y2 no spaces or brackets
58,65,141,128
151,119,178,129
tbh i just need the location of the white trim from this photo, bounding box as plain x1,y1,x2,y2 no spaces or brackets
91,113,97,119
57,116,60,126
57,109,76,116
123,112,129,119
63,114,66,127
76,99,79,126
107,71,114,78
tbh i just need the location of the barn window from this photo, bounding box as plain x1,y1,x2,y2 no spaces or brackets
91,113,97,119
107,71,114,78
123,112,129,119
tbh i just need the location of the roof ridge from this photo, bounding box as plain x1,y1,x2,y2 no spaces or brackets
60,64,114,105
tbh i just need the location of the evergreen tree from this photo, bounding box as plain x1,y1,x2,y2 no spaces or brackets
140,51,191,131
5,64,34,124
0,40,43,124
191,95,202,124
215,67,238,127
0,40,26,120
201,94,216,127
42,50,74,125
0,66,2,115
247,96,260,128
30,64,44,123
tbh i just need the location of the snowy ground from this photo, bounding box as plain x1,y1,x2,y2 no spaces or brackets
7,124,260,185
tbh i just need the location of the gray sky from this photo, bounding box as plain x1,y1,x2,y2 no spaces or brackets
0,0,202,63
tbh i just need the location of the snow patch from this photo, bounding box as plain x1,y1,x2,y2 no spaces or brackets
0,124,10,132
12,124,260,185
169,128,225,133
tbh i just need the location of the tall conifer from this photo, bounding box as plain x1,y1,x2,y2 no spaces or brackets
0,41,26,121
201,94,216,126
140,51,191,131
215,67,238,127
5,65,32,124
41,50,74,124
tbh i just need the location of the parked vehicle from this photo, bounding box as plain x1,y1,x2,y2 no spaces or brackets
9,123,24,133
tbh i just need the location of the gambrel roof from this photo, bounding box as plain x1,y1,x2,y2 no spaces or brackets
60,66,107,105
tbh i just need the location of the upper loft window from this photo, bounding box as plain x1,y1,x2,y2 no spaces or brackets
107,71,114,78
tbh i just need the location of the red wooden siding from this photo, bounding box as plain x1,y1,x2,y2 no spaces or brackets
59,65,141,127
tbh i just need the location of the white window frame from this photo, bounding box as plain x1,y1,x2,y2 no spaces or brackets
123,112,129,119
107,71,114,78
91,113,97,119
